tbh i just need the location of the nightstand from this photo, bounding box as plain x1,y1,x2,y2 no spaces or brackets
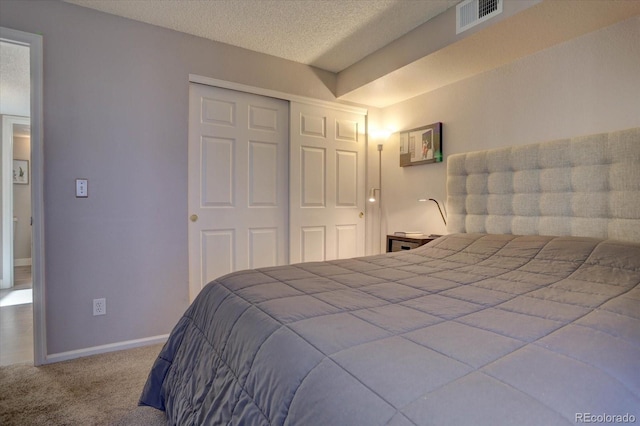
386,234,439,252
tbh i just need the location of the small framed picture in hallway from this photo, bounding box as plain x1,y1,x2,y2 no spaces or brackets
13,159,29,185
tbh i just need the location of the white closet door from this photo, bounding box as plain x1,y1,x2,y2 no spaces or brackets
289,102,366,263
188,84,289,300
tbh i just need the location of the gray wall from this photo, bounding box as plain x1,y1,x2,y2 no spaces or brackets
375,16,640,240
0,0,341,355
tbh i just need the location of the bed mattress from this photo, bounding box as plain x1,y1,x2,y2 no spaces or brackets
140,233,640,425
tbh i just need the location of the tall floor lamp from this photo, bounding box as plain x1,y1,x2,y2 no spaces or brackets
368,144,383,203
369,144,383,252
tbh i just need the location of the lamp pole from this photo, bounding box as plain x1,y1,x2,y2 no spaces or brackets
377,144,383,252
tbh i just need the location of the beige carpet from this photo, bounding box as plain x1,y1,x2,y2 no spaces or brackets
0,343,166,425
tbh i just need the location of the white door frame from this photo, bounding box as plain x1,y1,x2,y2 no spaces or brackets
0,27,45,366
189,75,367,116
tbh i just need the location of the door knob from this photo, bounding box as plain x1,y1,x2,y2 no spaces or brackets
359,212,364,218
190,214,198,222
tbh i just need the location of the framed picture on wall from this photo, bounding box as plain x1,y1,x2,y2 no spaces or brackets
13,159,29,185
399,122,442,167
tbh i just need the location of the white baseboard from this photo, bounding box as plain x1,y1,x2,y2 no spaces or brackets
44,334,169,364
15,258,32,267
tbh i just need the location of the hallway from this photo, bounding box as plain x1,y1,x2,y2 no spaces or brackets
0,266,33,365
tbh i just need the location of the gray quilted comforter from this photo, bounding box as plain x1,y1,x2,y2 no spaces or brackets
140,233,640,425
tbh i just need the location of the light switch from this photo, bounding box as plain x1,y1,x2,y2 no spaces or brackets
76,178,88,198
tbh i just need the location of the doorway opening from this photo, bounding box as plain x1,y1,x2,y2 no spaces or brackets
0,114,32,365
0,27,45,366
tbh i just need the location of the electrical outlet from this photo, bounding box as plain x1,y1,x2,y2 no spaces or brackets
93,298,106,316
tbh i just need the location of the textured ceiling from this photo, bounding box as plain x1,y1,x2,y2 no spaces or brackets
0,41,30,117
64,0,458,73
339,0,640,107
5,1,638,111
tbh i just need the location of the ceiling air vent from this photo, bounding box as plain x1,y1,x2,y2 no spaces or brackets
456,0,503,34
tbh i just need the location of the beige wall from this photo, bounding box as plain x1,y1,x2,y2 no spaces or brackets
376,16,640,244
13,135,31,261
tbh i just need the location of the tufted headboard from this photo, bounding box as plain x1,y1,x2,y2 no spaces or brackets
446,127,640,243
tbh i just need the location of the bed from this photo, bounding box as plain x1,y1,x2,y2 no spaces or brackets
140,127,640,425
